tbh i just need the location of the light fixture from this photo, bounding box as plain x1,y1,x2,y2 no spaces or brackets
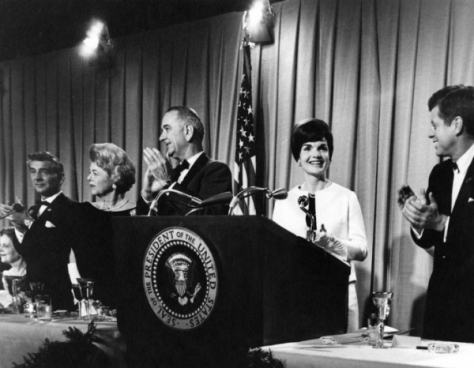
80,19,113,59
243,0,274,45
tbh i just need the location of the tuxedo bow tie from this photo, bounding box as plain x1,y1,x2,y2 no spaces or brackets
28,201,50,220
451,160,459,173
170,160,190,182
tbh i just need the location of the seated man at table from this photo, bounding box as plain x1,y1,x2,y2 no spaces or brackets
136,106,232,216
0,152,115,311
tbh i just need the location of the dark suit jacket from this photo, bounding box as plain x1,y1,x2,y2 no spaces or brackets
17,193,115,310
136,153,232,216
412,158,474,342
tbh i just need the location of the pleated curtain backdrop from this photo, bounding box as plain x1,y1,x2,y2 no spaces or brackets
2,0,474,332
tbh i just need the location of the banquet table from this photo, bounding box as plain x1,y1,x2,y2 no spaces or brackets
0,313,125,368
262,335,474,368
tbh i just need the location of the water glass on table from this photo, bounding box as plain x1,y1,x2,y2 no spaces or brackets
367,313,381,346
73,278,95,321
36,294,52,322
4,276,23,313
27,282,45,319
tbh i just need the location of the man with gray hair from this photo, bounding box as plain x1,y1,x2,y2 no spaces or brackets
0,151,114,310
137,106,232,216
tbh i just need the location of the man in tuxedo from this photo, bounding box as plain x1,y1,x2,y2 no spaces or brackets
0,152,113,310
399,85,474,342
137,106,232,216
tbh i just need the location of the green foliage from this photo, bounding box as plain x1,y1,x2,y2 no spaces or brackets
12,322,111,368
11,321,284,368
247,348,285,368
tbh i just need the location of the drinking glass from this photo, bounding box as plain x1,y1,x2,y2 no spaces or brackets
23,290,36,319
28,282,44,319
4,276,23,313
367,313,380,347
76,278,95,321
36,294,52,322
372,291,393,349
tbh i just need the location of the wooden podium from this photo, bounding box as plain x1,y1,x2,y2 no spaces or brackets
113,216,350,367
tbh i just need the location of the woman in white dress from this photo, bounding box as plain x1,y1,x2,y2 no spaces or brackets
273,118,368,332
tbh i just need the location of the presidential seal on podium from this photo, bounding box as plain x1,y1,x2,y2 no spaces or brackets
143,227,218,330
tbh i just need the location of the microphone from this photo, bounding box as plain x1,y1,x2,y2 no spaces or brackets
0,203,24,220
228,187,288,215
298,195,316,242
270,188,288,200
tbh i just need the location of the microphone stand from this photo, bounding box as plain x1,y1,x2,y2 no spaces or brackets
148,189,202,216
228,187,288,215
184,192,233,216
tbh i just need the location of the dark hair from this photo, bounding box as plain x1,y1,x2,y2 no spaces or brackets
0,227,21,254
428,85,464,111
291,118,334,161
26,151,64,177
89,143,136,193
436,86,474,136
166,106,205,143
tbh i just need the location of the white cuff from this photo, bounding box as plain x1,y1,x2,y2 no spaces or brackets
68,263,81,285
411,226,424,239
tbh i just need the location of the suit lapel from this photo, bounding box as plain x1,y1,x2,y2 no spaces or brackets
180,153,209,188
33,193,67,225
451,157,474,218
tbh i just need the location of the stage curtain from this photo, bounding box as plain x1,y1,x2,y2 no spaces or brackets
2,0,474,332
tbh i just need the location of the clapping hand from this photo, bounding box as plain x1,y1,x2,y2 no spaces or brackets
0,198,29,233
397,185,416,209
399,188,446,233
141,147,173,200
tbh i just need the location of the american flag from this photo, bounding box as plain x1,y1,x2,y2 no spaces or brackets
233,44,256,215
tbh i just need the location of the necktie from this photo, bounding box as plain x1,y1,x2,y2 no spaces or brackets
170,160,189,183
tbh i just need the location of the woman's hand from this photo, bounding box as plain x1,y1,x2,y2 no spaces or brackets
313,229,347,260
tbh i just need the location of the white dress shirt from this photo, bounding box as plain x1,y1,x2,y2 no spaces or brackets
15,191,62,243
444,143,474,241
174,151,204,185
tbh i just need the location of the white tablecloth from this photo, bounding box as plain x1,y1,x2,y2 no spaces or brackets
262,337,474,368
0,314,125,368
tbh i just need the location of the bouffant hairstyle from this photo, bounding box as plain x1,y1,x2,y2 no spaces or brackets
291,118,334,161
89,143,136,193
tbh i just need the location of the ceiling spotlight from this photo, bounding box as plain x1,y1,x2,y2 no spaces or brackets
243,0,274,45
80,19,113,59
